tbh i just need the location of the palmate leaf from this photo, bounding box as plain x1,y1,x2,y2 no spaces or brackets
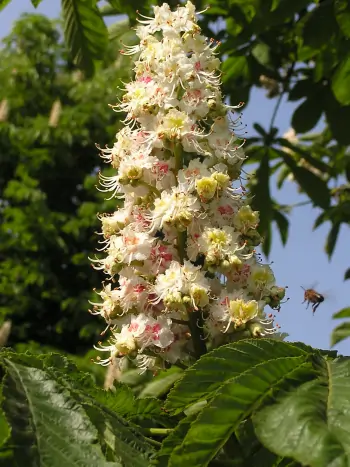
62,0,108,77
164,339,318,466
254,358,350,467
0,351,155,467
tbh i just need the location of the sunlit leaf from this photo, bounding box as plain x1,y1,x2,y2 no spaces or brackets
254,359,350,466
62,0,108,77
332,55,350,105
335,0,350,38
333,307,350,319
165,340,316,466
331,323,350,346
0,0,11,12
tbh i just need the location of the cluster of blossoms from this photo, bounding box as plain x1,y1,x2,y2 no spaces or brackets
91,1,286,373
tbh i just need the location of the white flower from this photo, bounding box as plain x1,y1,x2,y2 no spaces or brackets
109,227,155,265
210,291,260,332
247,264,275,294
150,186,201,231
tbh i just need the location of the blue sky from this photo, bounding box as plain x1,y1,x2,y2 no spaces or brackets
1,0,349,354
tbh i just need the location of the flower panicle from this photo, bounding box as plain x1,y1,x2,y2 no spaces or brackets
91,1,286,374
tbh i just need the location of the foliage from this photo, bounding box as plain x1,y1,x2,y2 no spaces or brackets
0,14,132,352
1,339,349,467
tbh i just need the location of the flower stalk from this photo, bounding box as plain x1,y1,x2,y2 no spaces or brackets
90,1,286,375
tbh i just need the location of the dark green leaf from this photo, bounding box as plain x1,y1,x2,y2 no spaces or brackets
262,220,272,257
333,307,350,319
253,123,267,137
335,0,350,38
325,222,341,258
291,93,324,133
0,0,11,11
303,3,339,49
254,359,350,466
0,352,155,466
250,150,272,236
30,0,43,6
331,323,350,346
153,413,197,467
275,149,330,209
165,339,315,415
313,211,328,230
277,138,332,174
332,55,350,105
325,95,350,145
1,358,114,466
165,340,316,466
345,268,350,280
273,210,289,245
276,166,291,189
288,79,314,102
62,0,108,77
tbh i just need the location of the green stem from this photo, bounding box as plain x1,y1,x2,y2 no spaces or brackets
138,180,161,197
143,428,173,437
188,310,207,359
144,437,162,448
172,141,207,359
177,230,187,263
171,318,190,326
174,141,184,177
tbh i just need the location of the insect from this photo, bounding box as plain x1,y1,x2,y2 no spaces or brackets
301,286,325,314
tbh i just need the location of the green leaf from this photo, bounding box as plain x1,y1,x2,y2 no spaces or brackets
333,307,350,319
221,55,249,83
345,268,350,280
291,93,324,133
153,413,197,467
139,369,183,399
313,211,328,230
335,0,350,38
1,358,114,466
165,340,316,466
325,222,341,258
250,150,272,237
275,149,330,209
62,0,108,78
0,0,11,12
0,352,155,466
325,95,350,145
254,359,350,466
165,339,315,415
273,210,289,245
108,19,130,41
331,323,350,346
30,0,43,6
271,0,279,12
332,55,350,105
276,138,332,175
252,43,272,68
303,3,339,49
288,79,314,101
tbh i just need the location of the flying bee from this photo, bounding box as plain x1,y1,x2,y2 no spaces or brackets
301,286,325,314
